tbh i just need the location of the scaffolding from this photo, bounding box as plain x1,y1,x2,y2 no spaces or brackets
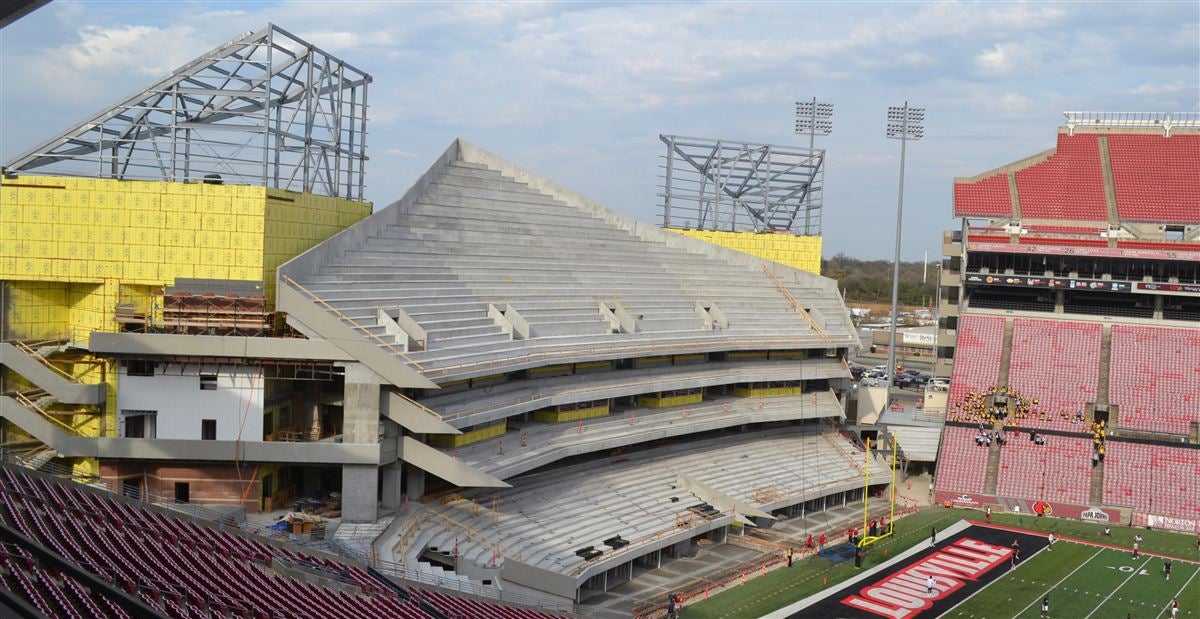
3,24,371,200
116,292,271,336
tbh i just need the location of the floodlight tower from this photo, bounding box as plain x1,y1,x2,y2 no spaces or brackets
796,98,833,235
884,102,924,389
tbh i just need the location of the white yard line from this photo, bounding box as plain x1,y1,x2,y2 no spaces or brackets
939,546,1047,617
1082,556,1154,619
1155,562,1199,619
1009,548,1104,619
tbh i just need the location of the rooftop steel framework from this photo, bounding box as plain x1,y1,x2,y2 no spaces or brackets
1063,111,1200,137
3,24,371,200
658,135,825,235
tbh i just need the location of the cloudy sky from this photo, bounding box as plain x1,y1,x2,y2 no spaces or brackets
2,1,1197,259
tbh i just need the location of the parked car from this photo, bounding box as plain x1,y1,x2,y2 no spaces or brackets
928,378,949,392
850,367,864,381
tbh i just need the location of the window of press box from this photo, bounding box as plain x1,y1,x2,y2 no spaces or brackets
126,360,156,377
200,375,218,390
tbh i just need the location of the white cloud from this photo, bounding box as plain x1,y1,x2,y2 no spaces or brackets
996,92,1035,114
301,30,395,52
975,42,1025,76
57,24,209,76
1126,81,1189,95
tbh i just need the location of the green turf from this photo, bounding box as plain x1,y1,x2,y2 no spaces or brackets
946,544,1199,618
679,506,1200,619
680,508,965,619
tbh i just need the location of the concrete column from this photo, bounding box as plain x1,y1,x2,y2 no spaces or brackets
381,461,402,512
341,465,379,522
341,363,383,522
406,464,426,500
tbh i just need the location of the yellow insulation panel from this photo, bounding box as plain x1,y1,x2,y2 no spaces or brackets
636,392,703,409
429,422,507,448
732,385,803,398
667,229,822,274
534,404,611,423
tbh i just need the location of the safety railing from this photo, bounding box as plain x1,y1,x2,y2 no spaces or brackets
436,358,845,422
10,392,84,436
761,264,829,339
420,332,854,380
280,275,425,371
11,340,83,384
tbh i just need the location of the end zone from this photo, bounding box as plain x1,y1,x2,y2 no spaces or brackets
762,520,1049,618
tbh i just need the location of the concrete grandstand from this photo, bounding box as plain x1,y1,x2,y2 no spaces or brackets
277,139,878,603
934,112,1200,533
0,21,880,616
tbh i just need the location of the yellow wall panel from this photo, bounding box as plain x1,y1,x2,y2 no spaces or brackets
666,229,822,274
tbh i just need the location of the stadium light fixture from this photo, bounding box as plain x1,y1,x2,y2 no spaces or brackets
796,98,833,235
884,102,924,390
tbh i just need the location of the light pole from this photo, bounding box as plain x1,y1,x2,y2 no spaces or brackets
795,99,832,533
884,102,924,389
796,98,833,235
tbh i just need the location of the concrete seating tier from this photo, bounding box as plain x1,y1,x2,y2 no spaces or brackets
287,156,852,380
419,428,885,578
933,427,989,496
1108,134,1200,223
953,173,1013,217
0,466,562,619
995,434,1092,505
947,314,1005,409
443,390,843,479
1007,318,1101,431
1014,133,1109,221
421,357,848,428
1102,441,1200,520
1109,324,1200,435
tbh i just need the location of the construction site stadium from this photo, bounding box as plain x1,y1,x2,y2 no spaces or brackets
0,14,1198,619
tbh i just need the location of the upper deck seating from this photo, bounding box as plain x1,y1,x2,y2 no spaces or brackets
1014,134,1108,221
953,173,1013,217
1108,134,1200,223
282,145,855,382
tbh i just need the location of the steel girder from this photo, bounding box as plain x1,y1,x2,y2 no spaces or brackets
4,24,372,200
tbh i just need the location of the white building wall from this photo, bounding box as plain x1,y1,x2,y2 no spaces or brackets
116,363,265,441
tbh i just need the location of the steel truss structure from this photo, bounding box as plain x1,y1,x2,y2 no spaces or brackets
4,24,371,200
658,135,825,235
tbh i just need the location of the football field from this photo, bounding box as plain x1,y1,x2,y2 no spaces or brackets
680,508,1200,619
944,540,1199,619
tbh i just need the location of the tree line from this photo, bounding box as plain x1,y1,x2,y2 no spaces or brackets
821,253,939,307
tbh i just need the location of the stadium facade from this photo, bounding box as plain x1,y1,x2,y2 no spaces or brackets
1,24,883,605
934,112,1200,532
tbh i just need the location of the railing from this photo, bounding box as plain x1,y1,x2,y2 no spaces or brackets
280,275,425,371
760,265,829,339
436,358,845,422
421,333,854,380
11,340,81,384
373,558,591,617
11,392,83,436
